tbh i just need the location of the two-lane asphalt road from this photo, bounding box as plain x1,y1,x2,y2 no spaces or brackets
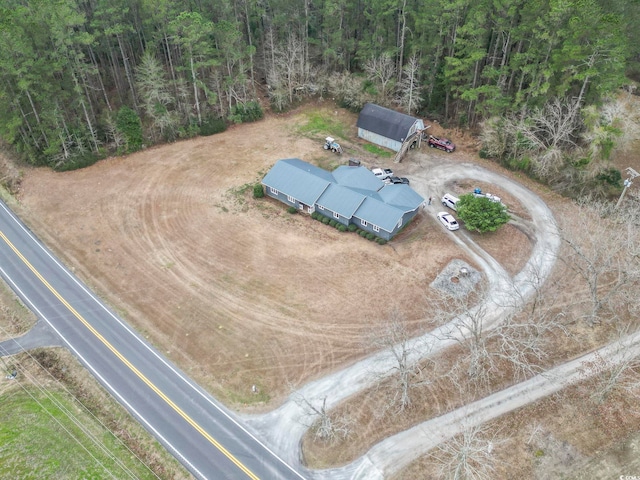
0,199,303,480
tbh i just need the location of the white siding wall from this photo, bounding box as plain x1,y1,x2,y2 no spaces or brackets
357,128,402,152
357,118,425,152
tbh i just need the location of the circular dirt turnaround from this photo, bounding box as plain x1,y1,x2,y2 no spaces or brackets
13,105,527,406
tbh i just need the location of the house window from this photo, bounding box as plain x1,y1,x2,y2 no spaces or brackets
333,212,340,219
318,205,324,210
270,187,279,195
287,195,295,203
361,219,368,227
373,225,380,232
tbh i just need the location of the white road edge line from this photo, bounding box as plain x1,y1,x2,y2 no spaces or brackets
0,263,207,480
0,200,305,479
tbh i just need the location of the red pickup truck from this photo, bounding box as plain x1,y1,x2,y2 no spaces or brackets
427,135,455,153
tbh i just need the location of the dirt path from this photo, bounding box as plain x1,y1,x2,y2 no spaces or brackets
13,107,470,404
244,156,562,478
318,329,640,479
9,103,632,477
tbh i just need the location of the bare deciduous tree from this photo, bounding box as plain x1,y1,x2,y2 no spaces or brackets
433,290,495,389
267,33,310,110
597,94,640,152
294,394,352,442
364,53,396,99
103,113,125,151
327,71,369,111
494,264,571,380
492,313,567,381
580,327,640,405
559,198,640,325
523,97,582,152
478,116,509,159
513,97,582,178
370,307,431,414
430,424,503,480
396,54,423,115
479,97,583,180
435,276,568,391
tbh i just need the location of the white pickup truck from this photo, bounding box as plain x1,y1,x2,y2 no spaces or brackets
473,188,502,204
372,168,394,181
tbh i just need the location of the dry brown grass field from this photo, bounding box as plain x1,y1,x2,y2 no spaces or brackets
2,100,640,478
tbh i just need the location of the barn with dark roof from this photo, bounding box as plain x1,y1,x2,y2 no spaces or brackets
356,103,425,152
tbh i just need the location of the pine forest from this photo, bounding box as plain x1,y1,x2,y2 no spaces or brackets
0,0,638,178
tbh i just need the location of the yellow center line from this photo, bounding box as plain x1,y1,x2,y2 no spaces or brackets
0,230,259,480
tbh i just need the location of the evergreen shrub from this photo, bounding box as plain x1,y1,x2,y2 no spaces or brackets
199,117,227,136
54,152,104,172
596,167,622,188
229,102,264,124
178,122,200,139
253,183,264,198
116,106,143,153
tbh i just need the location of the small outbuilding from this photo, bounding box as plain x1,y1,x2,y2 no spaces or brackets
356,103,425,152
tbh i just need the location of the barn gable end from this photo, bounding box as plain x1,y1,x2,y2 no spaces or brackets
356,103,425,152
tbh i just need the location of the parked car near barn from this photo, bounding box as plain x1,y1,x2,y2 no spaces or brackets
427,135,455,152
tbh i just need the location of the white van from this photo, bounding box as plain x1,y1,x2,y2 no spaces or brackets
441,193,459,211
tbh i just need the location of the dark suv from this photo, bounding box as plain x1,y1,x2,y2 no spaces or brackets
388,176,410,185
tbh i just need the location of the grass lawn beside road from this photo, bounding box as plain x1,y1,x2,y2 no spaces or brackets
0,280,189,479
0,388,156,479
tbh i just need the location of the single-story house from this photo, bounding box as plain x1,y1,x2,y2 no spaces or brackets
261,159,424,240
356,103,425,152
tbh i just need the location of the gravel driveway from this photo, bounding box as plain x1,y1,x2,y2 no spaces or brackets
245,155,564,478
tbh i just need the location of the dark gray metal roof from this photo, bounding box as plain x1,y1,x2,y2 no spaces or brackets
356,103,420,142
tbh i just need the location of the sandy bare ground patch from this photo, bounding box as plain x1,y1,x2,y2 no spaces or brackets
4,100,640,478
12,105,520,408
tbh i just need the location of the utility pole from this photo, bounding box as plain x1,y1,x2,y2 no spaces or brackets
615,167,639,208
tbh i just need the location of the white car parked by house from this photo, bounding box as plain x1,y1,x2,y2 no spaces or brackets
441,193,460,211
437,211,460,231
